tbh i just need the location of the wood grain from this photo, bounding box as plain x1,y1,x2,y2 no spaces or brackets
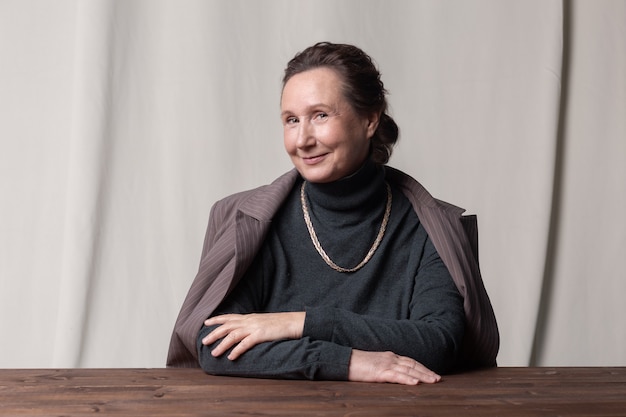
0,367,624,416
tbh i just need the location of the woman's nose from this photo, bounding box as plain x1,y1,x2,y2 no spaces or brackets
296,119,315,148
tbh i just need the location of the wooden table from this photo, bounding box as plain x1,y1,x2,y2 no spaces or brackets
1,367,624,416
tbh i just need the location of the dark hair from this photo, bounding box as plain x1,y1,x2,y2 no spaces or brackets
282,42,399,165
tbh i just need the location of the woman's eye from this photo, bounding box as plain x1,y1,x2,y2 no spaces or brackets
285,116,298,125
314,112,329,121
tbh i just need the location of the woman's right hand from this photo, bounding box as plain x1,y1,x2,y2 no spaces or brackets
201,312,305,360
347,350,441,385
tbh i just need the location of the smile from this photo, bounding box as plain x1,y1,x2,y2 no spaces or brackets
302,154,328,165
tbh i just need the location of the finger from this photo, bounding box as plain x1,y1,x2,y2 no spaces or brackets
385,368,438,385
403,363,441,384
411,361,441,381
395,356,439,377
395,373,421,385
211,330,243,357
391,356,440,384
204,314,238,326
226,335,254,360
201,324,234,346
378,368,420,386
411,371,440,384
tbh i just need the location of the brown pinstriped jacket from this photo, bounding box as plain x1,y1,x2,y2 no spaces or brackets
167,167,499,370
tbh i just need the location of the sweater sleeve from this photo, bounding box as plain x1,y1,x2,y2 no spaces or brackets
196,255,352,380
197,325,351,380
302,236,465,374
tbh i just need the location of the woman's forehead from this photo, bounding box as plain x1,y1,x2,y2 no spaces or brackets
280,68,346,111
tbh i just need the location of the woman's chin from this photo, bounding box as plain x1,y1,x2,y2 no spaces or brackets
293,159,332,183
298,169,336,184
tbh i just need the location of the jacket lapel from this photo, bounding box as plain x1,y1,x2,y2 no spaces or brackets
232,169,299,286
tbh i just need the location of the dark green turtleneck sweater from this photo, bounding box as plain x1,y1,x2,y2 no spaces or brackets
198,161,464,379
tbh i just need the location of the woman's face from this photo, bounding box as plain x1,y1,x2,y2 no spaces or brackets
280,67,379,183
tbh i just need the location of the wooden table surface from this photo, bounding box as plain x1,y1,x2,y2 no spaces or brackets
1,367,625,416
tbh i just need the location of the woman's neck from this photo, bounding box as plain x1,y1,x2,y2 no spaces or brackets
304,159,386,213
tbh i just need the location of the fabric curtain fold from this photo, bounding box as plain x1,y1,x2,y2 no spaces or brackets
0,0,624,368
53,0,118,367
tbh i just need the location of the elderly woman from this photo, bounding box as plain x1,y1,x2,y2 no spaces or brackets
167,42,499,385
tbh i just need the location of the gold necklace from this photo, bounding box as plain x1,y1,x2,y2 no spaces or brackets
300,181,392,273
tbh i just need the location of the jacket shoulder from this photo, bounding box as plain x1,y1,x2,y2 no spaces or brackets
210,169,299,222
385,166,466,216
386,165,499,369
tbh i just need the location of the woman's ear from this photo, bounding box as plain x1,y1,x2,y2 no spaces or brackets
365,112,380,139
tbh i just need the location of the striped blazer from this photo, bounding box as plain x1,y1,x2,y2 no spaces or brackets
167,167,499,370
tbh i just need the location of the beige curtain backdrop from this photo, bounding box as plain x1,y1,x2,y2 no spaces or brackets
1,0,624,368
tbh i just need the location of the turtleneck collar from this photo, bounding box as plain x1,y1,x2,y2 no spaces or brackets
303,159,386,212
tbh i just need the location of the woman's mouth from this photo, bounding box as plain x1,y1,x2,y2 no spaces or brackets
302,154,328,165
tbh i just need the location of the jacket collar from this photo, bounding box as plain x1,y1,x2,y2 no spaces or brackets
237,169,300,221
231,169,300,282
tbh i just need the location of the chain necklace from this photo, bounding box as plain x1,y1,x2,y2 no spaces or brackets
300,181,392,273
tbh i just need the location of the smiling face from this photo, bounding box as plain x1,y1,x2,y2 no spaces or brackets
280,67,379,183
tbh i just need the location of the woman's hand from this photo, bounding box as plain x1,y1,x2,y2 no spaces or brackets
201,312,305,360
348,349,441,385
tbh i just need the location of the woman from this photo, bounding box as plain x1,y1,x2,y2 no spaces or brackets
167,42,499,385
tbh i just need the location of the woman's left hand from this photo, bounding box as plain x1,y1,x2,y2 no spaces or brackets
201,312,306,360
